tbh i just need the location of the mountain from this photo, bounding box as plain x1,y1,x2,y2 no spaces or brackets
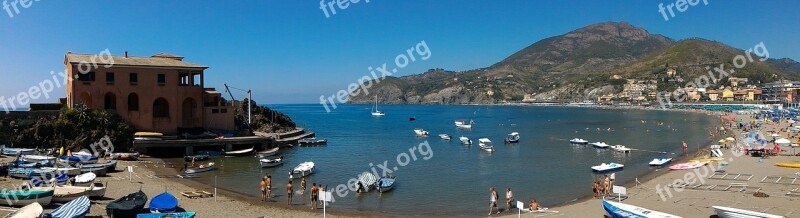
347,21,800,104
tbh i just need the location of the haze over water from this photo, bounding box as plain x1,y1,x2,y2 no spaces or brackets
194,105,717,216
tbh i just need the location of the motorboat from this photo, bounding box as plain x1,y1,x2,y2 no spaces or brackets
712,206,783,218
569,138,589,145
590,142,610,149
603,200,682,218
459,136,472,145
591,163,624,173
291,162,315,178
47,196,90,218
668,162,707,170
649,158,673,166
260,157,284,168
356,172,377,193
298,137,328,145
1,146,35,156
224,147,254,156
184,162,215,174
455,119,474,129
371,96,385,117
111,152,139,161
376,175,396,193
149,192,178,213
413,128,429,136
0,187,53,206
106,191,147,218
6,202,43,218
610,145,632,153
478,138,494,152
73,172,97,187
438,134,452,140
255,147,279,158
504,132,520,144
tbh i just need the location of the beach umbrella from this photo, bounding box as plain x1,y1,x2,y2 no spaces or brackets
776,138,791,145
771,133,780,137
718,139,726,143
725,137,735,141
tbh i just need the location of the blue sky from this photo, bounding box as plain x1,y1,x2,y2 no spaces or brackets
1,0,798,104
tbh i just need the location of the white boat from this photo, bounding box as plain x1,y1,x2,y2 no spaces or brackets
53,185,93,203
291,162,315,178
504,132,520,144
569,138,589,144
478,138,494,152
413,128,429,136
438,134,451,140
455,119,473,129
376,175,396,193
603,200,682,218
590,142,610,149
611,145,632,153
649,158,673,166
712,206,784,218
591,163,624,173
21,155,56,163
255,147,279,158
260,157,284,168
73,172,96,187
356,172,377,193
224,147,254,156
184,162,215,174
7,202,43,218
371,96,385,117
88,182,106,198
0,187,53,207
459,136,472,145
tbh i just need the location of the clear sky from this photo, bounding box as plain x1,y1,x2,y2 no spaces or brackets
1,0,798,104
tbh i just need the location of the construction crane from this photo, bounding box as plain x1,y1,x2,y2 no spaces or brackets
224,83,254,132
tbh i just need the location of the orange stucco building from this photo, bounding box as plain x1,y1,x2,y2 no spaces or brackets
64,52,235,135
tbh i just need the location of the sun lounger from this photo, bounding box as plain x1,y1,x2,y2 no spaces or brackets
181,191,214,199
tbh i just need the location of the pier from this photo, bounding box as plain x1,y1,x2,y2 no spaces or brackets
133,128,314,156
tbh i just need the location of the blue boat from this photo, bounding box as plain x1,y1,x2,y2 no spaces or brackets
81,160,117,172
148,192,178,213
13,160,45,168
47,195,90,218
136,212,196,218
58,155,99,164
9,168,56,179
2,147,35,156
32,173,69,186
602,200,680,218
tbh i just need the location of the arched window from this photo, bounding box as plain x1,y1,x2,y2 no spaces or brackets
153,98,170,118
127,93,139,111
104,92,116,110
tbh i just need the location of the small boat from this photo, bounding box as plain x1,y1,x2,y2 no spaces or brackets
504,132,520,144
73,172,96,187
184,155,210,162
409,117,416,121
291,162,315,178
79,166,107,177
478,138,494,152
775,163,800,168
298,137,328,145
107,191,148,218
134,132,164,141
224,147,254,156
649,158,673,166
21,155,56,164
356,172,377,193
7,202,43,218
712,206,783,218
1,146,35,156
81,160,117,172
590,142,610,149
438,134,451,140
603,200,682,218
111,153,139,161
31,173,69,186
688,158,724,163
260,157,284,168
413,128,429,136
376,175,396,193
0,187,54,206
148,192,178,213
9,168,56,179
569,138,589,145
255,147,279,158
41,167,81,176
455,119,474,129
668,162,707,170
184,162,215,174
88,182,106,199
459,136,472,145
12,160,45,168
58,155,99,164
591,163,624,173
52,185,93,203
371,96,385,117
136,212,196,218
47,196,90,218
610,145,632,153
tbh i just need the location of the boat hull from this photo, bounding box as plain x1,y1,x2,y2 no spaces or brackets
0,189,54,207
260,159,284,168
603,200,681,218
255,148,279,158
712,206,783,218
136,212,196,218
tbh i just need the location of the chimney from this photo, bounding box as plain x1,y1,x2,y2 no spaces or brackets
124,51,128,58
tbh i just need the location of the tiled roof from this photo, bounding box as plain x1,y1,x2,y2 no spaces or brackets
65,52,207,69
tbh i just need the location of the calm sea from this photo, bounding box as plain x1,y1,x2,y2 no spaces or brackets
191,104,717,216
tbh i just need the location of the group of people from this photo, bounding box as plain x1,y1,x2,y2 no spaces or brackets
487,187,540,216
591,174,614,198
259,175,327,209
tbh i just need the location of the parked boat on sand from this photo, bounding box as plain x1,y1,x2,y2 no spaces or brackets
603,200,681,218
107,190,148,218
149,192,178,213
712,206,783,218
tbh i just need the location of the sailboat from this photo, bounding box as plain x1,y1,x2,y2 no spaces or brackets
371,96,385,117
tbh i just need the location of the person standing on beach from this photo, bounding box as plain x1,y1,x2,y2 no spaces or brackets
682,141,688,156
310,183,318,209
488,187,499,215
260,176,268,201
603,175,611,195
505,188,514,213
266,175,272,200
287,180,294,205
301,178,307,194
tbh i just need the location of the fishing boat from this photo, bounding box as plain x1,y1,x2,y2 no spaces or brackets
79,166,107,177
107,191,148,218
260,157,284,168
610,145,632,153
590,142,610,149
603,200,682,218
591,163,624,173
569,138,589,145
504,132,520,144
356,172,377,193
134,132,164,141
52,185,93,203
73,172,96,187
371,96,385,117
136,212,196,218
454,119,474,129
255,147,279,158
459,136,472,145
224,147,254,156
376,175,396,193
1,146,35,156
438,134,451,140
47,196,90,218
149,192,178,213
31,173,69,186
9,168,56,179
88,182,106,199
649,158,673,166
7,202,43,218
21,155,56,164
413,128,429,136
81,160,117,172
478,138,494,152
184,154,210,162
0,187,53,206
184,162,215,174
291,162,315,178
775,163,800,168
12,160,45,168
668,162,707,170
298,137,328,145
712,206,784,218
111,152,140,161
58,154,99,164
41,167,81,176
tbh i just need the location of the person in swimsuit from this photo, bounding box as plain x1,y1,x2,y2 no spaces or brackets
260,176,267,201
505,188,514,213
310,183,317,209
287,180,293,205
529,199,540,212
301,178,307,194
488,187,499,215
266,175,272,199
